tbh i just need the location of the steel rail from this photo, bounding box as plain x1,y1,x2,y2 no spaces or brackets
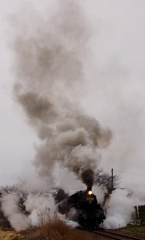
92,229,144,240
105,230,144,240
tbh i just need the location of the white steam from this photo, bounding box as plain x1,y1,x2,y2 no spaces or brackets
104,189,134,229
104,187,145,229
1,194,31,231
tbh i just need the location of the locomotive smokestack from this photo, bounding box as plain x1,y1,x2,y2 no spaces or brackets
87,186,92,191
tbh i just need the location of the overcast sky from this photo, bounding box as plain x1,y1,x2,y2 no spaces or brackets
0,0,145,187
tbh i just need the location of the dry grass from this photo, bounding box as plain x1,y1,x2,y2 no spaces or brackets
26,216,92,240
0,229,22,240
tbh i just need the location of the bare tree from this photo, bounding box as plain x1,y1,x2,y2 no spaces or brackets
94,168,120,190
0,185,29,214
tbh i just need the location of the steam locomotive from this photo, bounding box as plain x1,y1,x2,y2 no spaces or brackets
58,187,106,229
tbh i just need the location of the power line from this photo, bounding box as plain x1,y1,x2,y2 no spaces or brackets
114,170,145,177
103,168,145,177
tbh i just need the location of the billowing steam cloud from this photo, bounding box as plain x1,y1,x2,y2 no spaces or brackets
12,1,112,189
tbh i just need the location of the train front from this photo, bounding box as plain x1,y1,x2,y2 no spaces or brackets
77,187,106,229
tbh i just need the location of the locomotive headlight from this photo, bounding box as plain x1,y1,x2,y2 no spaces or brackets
88,190,92,195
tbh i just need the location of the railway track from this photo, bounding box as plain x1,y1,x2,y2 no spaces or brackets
92,229,145,240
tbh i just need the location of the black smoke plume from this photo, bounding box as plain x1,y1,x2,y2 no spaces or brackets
12,0,112,186
81,169,94,189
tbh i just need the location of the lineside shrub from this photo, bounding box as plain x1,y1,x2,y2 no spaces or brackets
28,216,91,240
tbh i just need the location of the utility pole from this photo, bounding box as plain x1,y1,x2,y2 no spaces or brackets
111,168,114,190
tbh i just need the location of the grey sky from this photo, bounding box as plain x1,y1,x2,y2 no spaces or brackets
0,0,145,187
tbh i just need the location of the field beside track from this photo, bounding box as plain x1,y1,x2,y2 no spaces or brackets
118,224,145,239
